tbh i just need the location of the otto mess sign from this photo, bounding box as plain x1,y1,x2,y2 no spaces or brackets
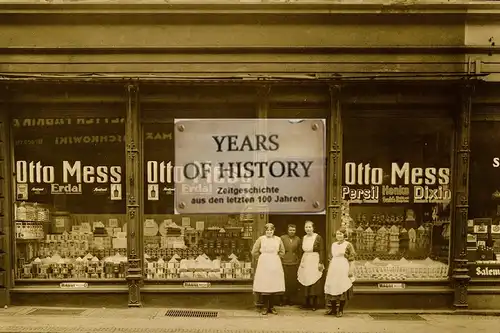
174,119,326,214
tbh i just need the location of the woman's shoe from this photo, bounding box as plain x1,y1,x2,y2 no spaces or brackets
270,308,278,315
325,309,335,316
261,309,269,315
336,311,343,317
311,307,317,311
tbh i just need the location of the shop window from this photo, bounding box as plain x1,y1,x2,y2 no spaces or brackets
267,107,328,262
469,121,500,279
342,116,453,281
142,114,257,281
13,114,127,281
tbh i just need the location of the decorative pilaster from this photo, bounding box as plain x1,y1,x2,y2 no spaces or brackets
0,85,11,307
253,85,270,308
255,85,270,236
125,84,142,307
452,84,474,308
328,85,342,246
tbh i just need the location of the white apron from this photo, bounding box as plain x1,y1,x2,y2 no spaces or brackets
298,233,323,287
253,236,285,293
324,241,353,296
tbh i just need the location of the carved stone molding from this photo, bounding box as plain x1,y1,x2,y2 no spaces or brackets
128,207,137,221
454,278,469,307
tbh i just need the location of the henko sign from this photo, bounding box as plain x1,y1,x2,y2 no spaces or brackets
173,119,326,214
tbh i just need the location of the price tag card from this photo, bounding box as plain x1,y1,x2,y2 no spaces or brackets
109,219,119,228
55,217,65,228
80,223,92,234
182,217,191,227
196,221,205,231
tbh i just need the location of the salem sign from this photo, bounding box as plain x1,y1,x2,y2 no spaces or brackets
174,119,326,214
470,264,500,278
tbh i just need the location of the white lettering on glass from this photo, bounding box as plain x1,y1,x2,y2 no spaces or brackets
344,163,383,185
391,163,450,185
146,161,174,184
62,161,121,184
16,161,55,184
476,266,500,276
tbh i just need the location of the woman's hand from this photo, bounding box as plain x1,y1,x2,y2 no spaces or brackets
318,264,325,272
348,265,354,278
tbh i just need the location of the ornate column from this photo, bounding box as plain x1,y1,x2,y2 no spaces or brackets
253,85,270,308
0,85,11,307
255,85,270,236
327,85,342,248
125,84,142,307
452,84,474,308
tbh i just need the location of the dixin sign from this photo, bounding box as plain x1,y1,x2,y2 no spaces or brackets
342,162,451,204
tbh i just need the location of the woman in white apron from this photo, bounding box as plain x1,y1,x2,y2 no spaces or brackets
324,230,356,317
297,221,325,311
252,223,286,315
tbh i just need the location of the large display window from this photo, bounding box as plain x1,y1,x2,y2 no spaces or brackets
342,115,453,281
142,108,258,281
267,105,328,257
469,120,500,278
13,113,127,281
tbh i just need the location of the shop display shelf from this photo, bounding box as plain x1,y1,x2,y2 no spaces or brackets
15,238,43,242
15,278,125,283
15,220,48,223
145,278,253,282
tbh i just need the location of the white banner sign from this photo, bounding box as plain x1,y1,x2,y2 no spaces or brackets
174,119,326,214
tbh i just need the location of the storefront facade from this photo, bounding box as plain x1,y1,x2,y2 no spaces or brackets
0,1,500,310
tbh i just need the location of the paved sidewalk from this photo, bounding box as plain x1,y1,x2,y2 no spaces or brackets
0,306,498,333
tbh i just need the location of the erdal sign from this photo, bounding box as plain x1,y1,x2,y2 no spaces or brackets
174,119,326,214
342,162,451,204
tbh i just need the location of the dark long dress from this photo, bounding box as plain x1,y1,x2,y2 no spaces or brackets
280,234,302,302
